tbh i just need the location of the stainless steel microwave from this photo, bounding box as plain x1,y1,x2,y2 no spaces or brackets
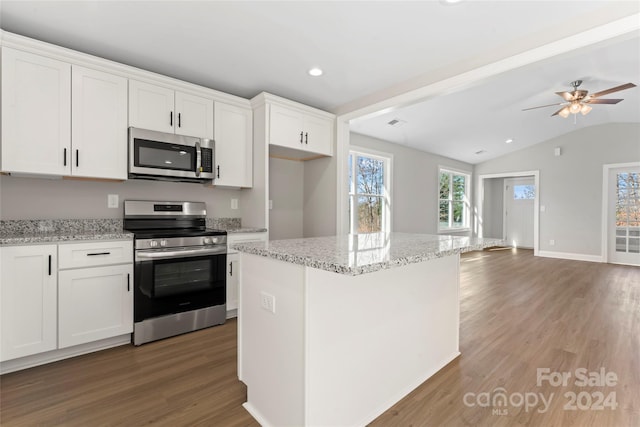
128,127,214,183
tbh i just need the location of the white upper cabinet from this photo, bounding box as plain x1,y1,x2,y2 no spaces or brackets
72,66,128,180
1,47,71,175
129,80,214,139
1,48,128,180
128,80,175,134
214,101,253,188
0,245,58,362
269,102,333,157
175,91,214,139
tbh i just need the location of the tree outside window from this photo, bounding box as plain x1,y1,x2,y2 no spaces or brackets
439,169,470,231
348,150,391,234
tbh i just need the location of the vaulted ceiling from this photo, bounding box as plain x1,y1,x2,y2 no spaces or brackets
1,1,638,163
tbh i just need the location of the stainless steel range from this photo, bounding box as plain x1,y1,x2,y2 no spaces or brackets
124,200,227,345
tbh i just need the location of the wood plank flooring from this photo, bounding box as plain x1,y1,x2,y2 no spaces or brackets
1,249,638,426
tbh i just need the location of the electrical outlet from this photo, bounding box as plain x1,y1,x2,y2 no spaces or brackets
549,239,555,246
269,200,273,210
260,291,276,314
107,194,119,208
231,199,238,210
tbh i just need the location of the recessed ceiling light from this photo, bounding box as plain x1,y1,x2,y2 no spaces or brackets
505,139,513,144
441,0,464,4
308,68,323,77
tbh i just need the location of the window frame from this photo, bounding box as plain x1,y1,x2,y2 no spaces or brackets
438,167,471,233
348,147,392,234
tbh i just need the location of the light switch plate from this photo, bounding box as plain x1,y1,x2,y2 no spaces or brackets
231,199,238,210
107,194,119,209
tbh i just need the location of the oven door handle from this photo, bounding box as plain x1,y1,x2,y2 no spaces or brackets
135,246,226,261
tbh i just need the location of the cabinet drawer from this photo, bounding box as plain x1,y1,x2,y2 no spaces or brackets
58,240,133,269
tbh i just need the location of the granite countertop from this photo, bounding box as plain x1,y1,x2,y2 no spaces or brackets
226,228,268,234
0,219,132,246
0,218,265,246
0,231,134,246
232,232,505,276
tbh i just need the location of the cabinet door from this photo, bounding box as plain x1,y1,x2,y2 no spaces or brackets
175,91,214,139
1,48,71,175
58,264,133,348
269,104,305,150
128,80,175,133
214,102,253,187
0,245,58,361
226,253,239,313
304,115,333,156
72,66,128,179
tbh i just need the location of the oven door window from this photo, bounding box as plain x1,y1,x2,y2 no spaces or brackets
134,138,195,172
139,255,225,298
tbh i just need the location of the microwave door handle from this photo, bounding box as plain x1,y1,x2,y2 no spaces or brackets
195,141,202,177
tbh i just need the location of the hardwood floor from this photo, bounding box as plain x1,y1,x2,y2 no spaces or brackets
1,249,638,426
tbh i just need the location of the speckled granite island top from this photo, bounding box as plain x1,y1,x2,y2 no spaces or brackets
232,232,504,275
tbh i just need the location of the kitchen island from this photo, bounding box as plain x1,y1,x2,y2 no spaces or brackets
233,233,502,427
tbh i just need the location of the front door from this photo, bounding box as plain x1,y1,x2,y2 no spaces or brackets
504,177,535,248
608,166,640,266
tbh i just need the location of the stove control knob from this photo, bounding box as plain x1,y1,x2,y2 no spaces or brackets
149,240,159,248
203,237,213,245
160,240,168,247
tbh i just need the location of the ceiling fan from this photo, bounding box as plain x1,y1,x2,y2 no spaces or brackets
523,80,636,118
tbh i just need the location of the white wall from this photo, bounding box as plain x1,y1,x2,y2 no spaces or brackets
474,123,640,258
304,156,337,238
350,132,474,235
482,177,505,239
269,157,304,240
0,175,243,220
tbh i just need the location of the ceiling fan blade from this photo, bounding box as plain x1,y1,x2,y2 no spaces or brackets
522,102,566,111
551,107,567,117
590,83,636,98
584,98,623,105
556,91,574,101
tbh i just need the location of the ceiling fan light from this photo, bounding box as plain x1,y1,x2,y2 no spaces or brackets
558,107,571,118
580,104,592,115
569,102,581,114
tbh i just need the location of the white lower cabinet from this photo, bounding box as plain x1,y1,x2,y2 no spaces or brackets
226,253,239,312
58,264,133,348
226,232,267,317
0,245,58,362
0,240,133,370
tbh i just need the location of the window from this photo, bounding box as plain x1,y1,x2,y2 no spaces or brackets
439,168,470,231
513,184,535,200
348,149,391,233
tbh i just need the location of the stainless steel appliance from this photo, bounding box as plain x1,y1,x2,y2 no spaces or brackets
124,200,227,345
128,127,214,183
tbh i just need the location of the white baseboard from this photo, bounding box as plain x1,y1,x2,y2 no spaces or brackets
537,250,603,263
0,334,131,374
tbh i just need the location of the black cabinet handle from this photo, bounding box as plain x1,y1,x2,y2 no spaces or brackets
127,273,130,292
87,252,111,256
63,148,67,166
305,132,308,144
300,131,304,144
48,255,52,276
170,111,173,127
178,113,181,128
229,261,233,276
76,149,79,167
217,165,220,179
